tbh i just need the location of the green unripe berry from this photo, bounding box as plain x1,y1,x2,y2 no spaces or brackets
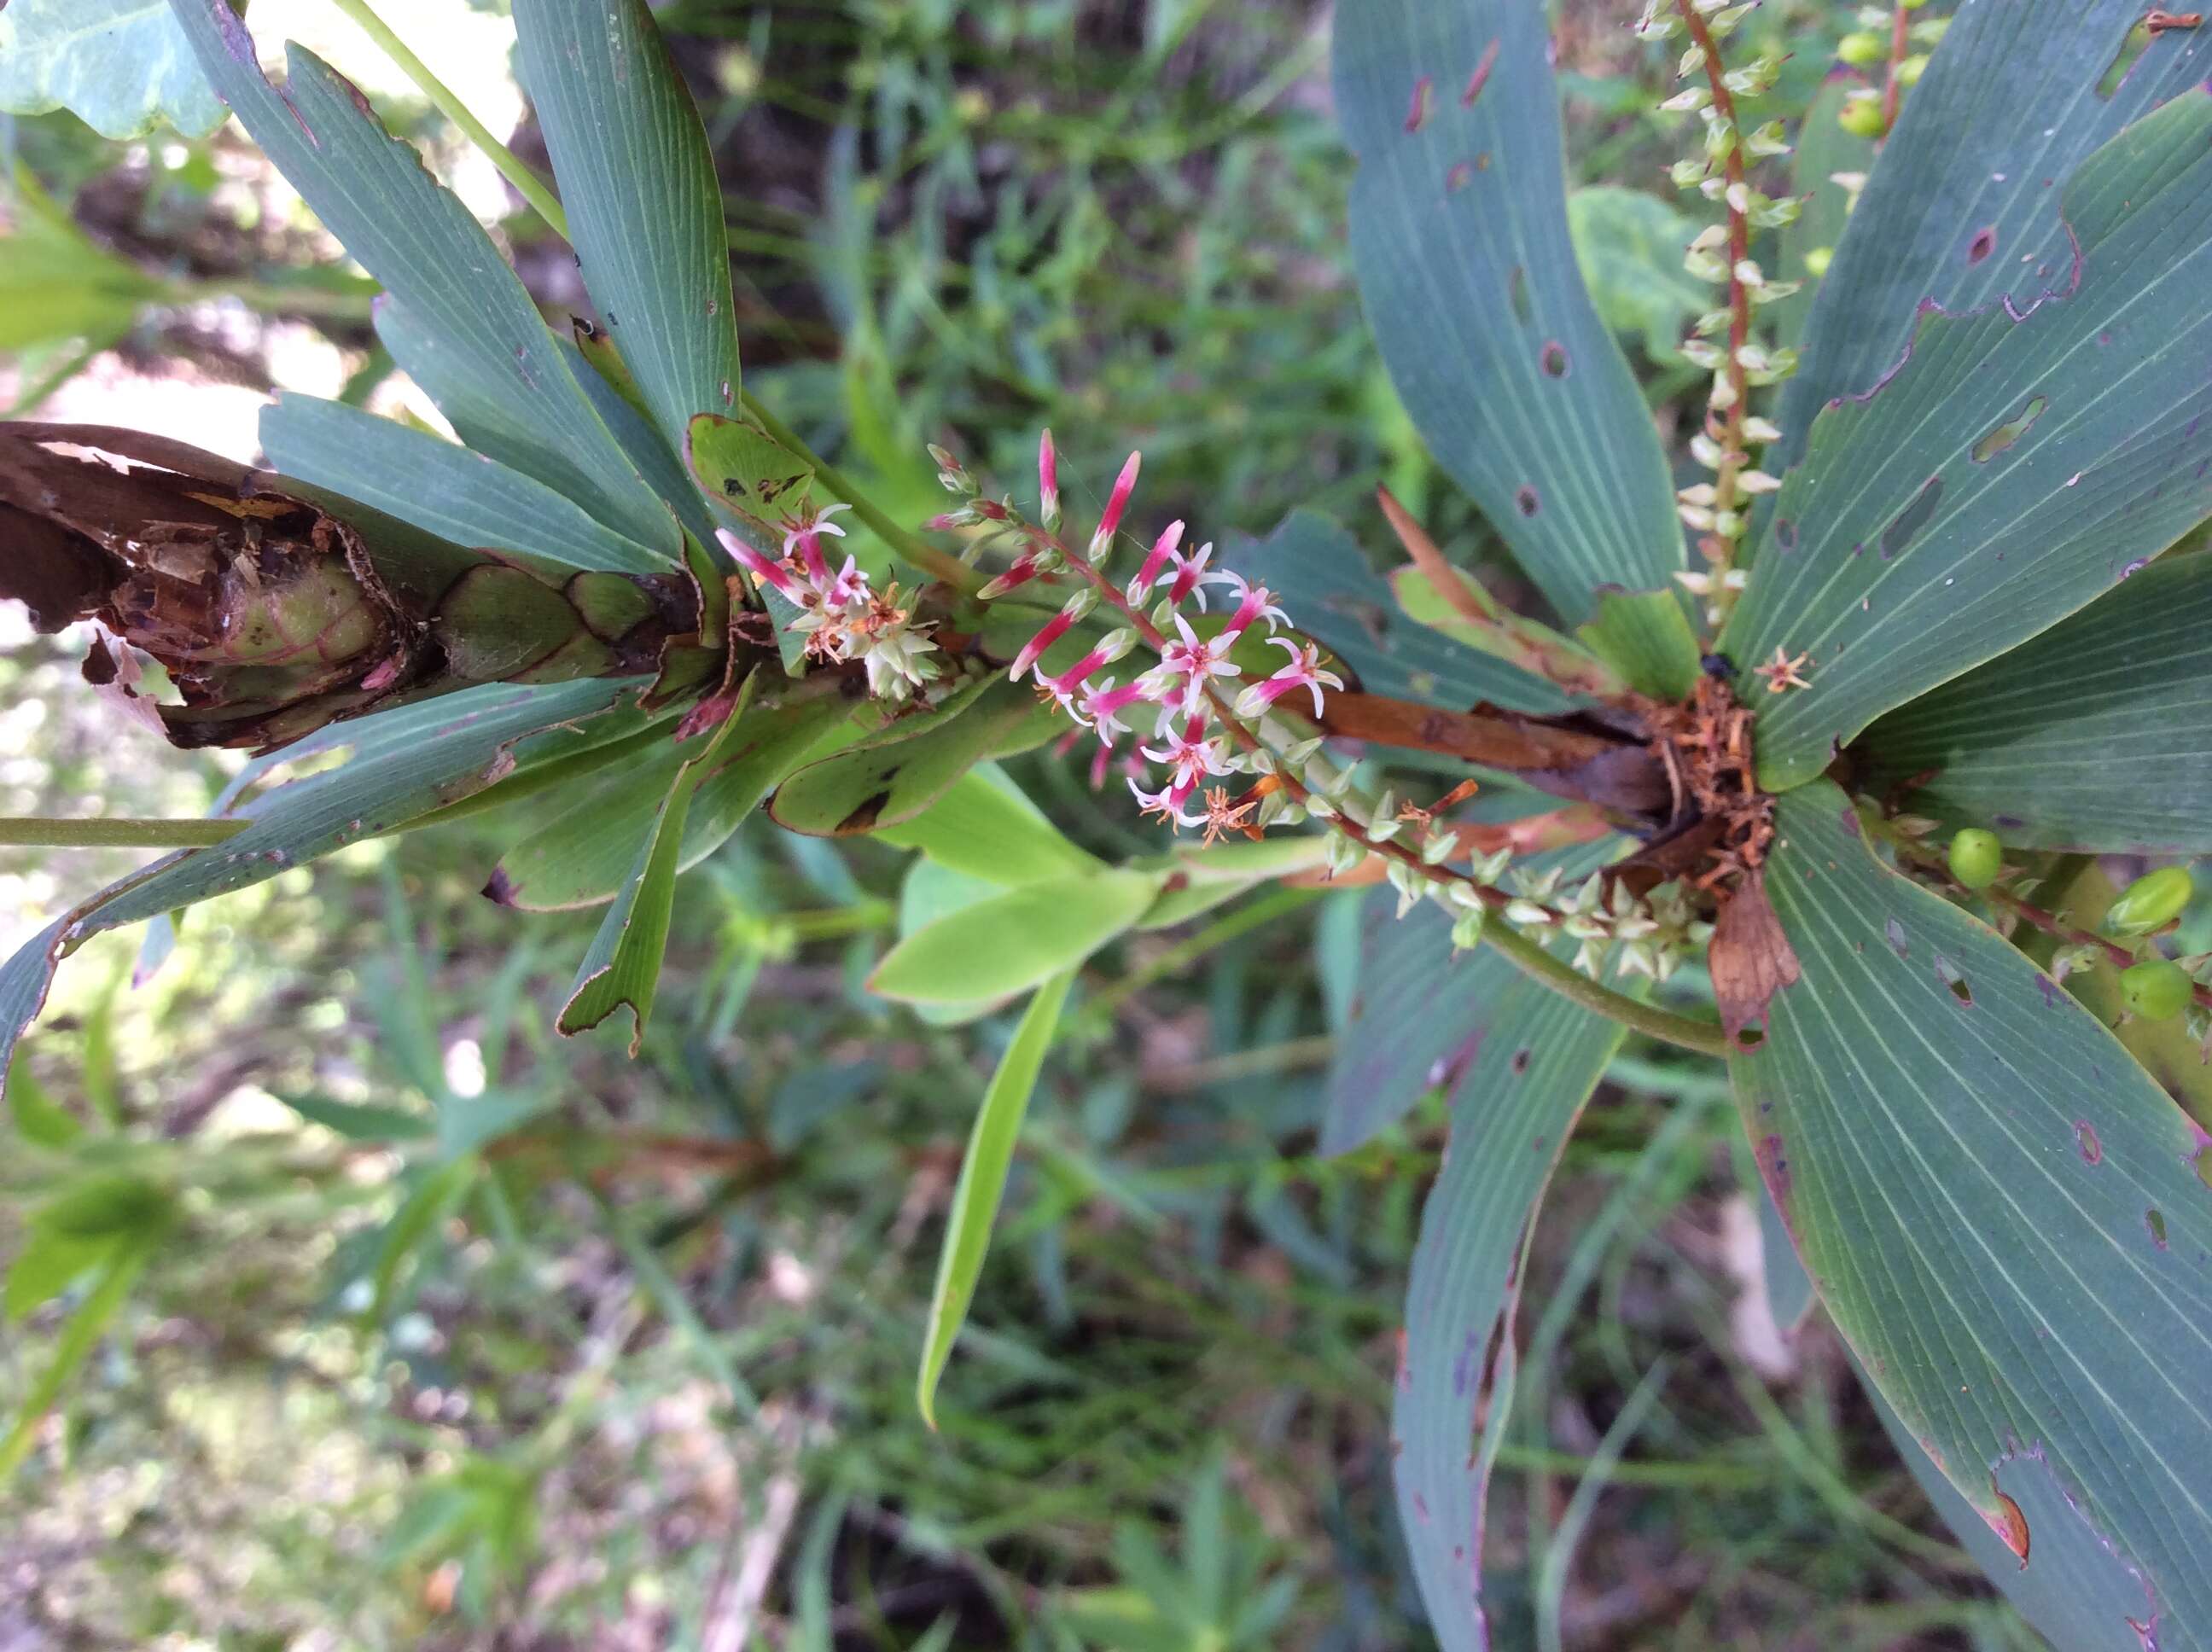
2119,959,2192,1022
1837,30,1886,65
1838,90,1886,138
2105,866,2195,938
1947,828,2003,890
1896,53,1929,86
1900,0,1928,10
1803,245,1834,277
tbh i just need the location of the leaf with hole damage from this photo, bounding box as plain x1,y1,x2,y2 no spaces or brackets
1773,0,2210,468
514,0,744,453
1726,91,2212,789
1332,0,1697,698
870,870,1161,1004
1732,782,2212,1643
1858,548,2212,853
1390,945,1623,1652
165,0,674,555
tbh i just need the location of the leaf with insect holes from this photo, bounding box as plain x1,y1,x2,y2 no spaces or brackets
1733,782,2212,1638
1332,0,1698,700
870,870,1162,1004
0,0,224,139
261,397,670,577
916,969,1074,1428
1391,921,1626,1652
1857,547,2212,854
0,678,640,1090
1860,1357,2171,1652
514,0,745,451
1772,0,2211,470
1725,90,2212,790
164,0,676,556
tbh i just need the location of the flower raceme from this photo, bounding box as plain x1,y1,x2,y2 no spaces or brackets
716,501,942,702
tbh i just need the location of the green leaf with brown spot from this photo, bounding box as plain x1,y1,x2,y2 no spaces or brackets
1733,782,2212,1639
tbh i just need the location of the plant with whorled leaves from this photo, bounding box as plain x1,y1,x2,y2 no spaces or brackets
5,0,2212,1643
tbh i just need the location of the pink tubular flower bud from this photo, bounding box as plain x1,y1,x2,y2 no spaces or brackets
1231,637,1345,720
1089,451,1142,561
1039,429,1061,528
1126,519,1185,604
977,555,1042,601
1041,645,1116,701
1219,575,1289,639
1010,609,1077,681
717,527,795,596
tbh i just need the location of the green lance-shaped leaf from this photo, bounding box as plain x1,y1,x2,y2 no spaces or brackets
1772,0,2210,473
1857,549,2212,853
557,677,761,1052
0,1227,160,1480
916,969,1074,1428
261,396,670,577
1725,90,2212,790
0,166,171,355
0,678,638,1087
1218,511,1572,715
870,870,1163,1004
514,0,745,455
0,0,224,139
1332,0,1697,699
164,0,676,556
1392,963,1624,1652
771,678,1052,837
1732,782,2212,1639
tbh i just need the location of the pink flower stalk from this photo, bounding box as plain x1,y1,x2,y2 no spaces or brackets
1233,637,1345,720
1010,605,1081,681
1089,451,1142,559
1126,520,1185,604
1164,541,1237,610
1152,613,1242,713
1038,429,1060,524
1219,575,1289,639
716,526,795,596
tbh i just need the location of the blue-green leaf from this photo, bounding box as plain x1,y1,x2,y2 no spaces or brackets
514,0,744,454
1734,782,2212,1641
165,0,676,555
1725,90,2212,789
261,395,670,574
0,0,224,139
1773,0,2211,470
1333,0,1696,696
1857,549,2212,853
1394,964,1624,1651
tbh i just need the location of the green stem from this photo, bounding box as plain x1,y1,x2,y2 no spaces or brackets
1080,885,1319,1027
177,277,378,322
0,817,248,849
1481,920,1732,1059
737,392,981,594
325,0,571,238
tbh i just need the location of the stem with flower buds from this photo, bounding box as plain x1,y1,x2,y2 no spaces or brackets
997,518,1731,1059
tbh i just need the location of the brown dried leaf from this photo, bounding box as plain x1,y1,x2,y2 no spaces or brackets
1709,870,1802,1050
